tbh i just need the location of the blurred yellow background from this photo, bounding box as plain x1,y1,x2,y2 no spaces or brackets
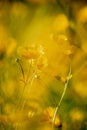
0,0,87,130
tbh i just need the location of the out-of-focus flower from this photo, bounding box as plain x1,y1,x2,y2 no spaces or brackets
77,6,87,23
55,74,72,83
6,38,17,56
53,14,69,32
17,44,48,70
42,107,61,127
53,34,72,56
11,2,28,19
70,109,84,122
53,34,68,42
0,24,17,58
18,45,44,60
0,37,17,59
73,82,87,98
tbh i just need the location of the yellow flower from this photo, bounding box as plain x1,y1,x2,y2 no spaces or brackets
77,6,87,23
70,109,84,122
18,44,44,60
42,107,61,127
53,14,69,32
55,74,72,83
17,44,48,72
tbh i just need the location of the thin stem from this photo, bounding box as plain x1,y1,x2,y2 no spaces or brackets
25,60,32,84
21,70,36,111
15,60,33,113
16,58,25,82
52,66,72,127
27,70,36,94
18,60,32,103
15,68,37,130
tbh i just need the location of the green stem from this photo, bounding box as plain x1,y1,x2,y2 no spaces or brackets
52,66,72,127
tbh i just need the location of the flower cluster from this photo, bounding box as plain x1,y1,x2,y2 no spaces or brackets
18,44,48,71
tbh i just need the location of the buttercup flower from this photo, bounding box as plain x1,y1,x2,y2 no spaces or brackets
17,44,48,70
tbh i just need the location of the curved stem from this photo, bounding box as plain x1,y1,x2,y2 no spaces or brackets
16,58,25,82
52,66,72,127
15,60,32,112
